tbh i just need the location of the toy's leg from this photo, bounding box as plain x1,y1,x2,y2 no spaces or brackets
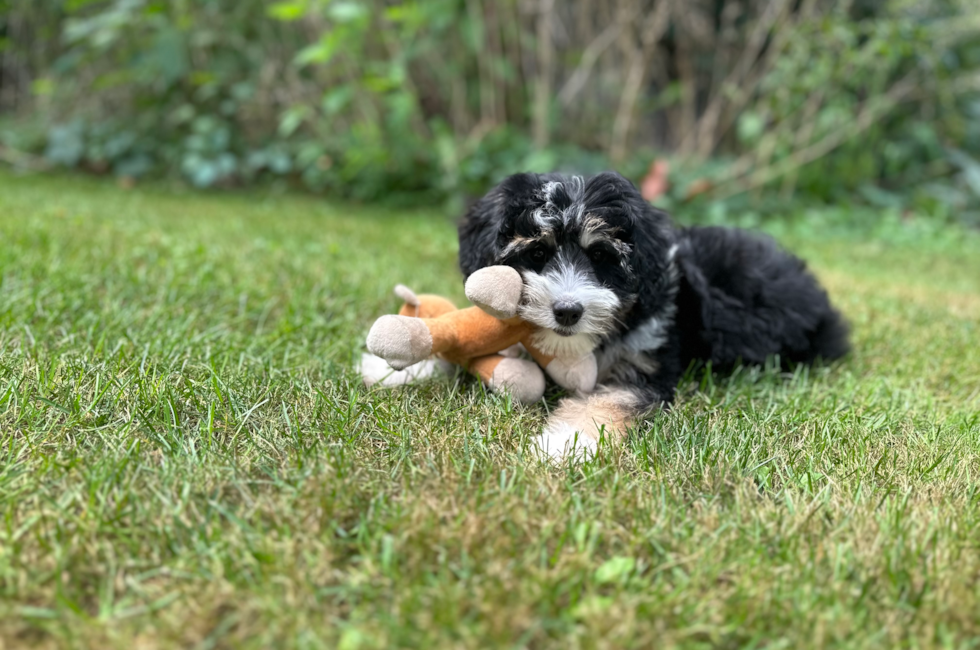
366,315,443,370
367,308,530,371
464,266,524,319
367,312,468,371
522,340,598,394
359,353,452,388
363,286,461,371
468,354,546,405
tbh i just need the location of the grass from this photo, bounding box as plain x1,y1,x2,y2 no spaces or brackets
1,169,980,649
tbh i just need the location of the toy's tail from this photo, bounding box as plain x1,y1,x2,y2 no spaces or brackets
394,284,420,306
394,284,420,317
394,284,458,319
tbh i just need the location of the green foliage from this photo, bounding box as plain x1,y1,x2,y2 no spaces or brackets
655,0,980,225
44,0,285,186
784,3,980,223
25,0,545,203
1,0,979,216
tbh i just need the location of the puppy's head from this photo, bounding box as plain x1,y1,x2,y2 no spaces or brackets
458,172,676,356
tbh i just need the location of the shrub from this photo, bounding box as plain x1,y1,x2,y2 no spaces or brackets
0,0,978,219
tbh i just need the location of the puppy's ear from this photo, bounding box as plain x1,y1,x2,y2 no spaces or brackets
458,173,542,278
582,171,640,208
458,188,504,279
624,190,678,316
581,171,649,233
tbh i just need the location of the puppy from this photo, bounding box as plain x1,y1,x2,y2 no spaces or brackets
458,172,849,460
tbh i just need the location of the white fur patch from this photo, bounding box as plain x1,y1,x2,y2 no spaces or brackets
537,177,587,228
530,421,598,463
566,175,585,202
596,303,677,380
530,329,598,359
542,180,562,204
622,308,675,353
532,208,551,230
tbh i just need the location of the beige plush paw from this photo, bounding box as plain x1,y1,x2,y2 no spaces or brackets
545,354,598,393
487,357,546,404
465,266,523,319
365,315,433,370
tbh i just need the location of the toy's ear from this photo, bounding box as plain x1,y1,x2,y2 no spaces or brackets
458,173,542,278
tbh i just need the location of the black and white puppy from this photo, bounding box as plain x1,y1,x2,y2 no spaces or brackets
458,171,849,460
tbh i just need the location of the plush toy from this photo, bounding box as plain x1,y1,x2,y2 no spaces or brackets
362,283,546,403
364,266,597,404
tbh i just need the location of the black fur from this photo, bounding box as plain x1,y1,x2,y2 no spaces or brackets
458,171,850,428
674,226,851,371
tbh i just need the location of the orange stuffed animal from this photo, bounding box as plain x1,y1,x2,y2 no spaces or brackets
364,266,597,404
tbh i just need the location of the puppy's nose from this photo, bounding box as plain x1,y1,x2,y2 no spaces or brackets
553,301,584,327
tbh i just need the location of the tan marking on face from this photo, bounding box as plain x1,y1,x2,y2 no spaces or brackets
578,215,609,248
501,236,537,257
501,232,556,257
579,215,630,256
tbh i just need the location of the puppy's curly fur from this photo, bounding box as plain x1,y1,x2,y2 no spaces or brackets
458,171,849,460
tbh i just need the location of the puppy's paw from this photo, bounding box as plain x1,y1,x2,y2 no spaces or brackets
530,420,598,463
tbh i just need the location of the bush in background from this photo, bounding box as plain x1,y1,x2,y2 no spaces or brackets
0,0,978,220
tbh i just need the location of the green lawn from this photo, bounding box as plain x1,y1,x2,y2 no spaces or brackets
2,170,980,649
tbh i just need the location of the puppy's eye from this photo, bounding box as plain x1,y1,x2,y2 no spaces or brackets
530,247,547,262
588,248,608,264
